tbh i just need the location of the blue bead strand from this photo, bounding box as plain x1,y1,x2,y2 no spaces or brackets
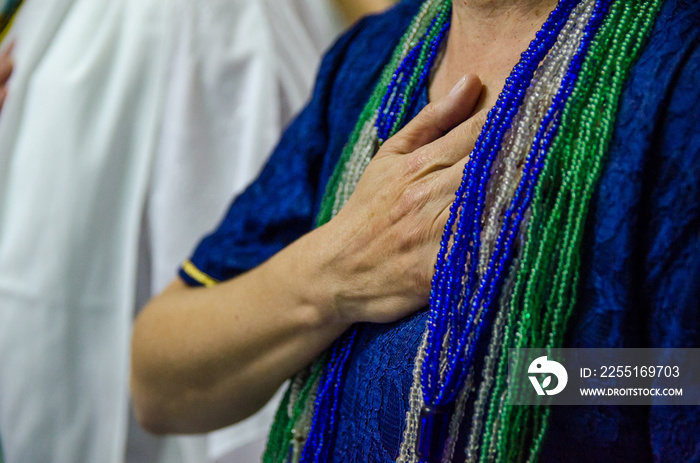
457,0,610,384
423,0,581,409
426,14,568,396
378,7,451,141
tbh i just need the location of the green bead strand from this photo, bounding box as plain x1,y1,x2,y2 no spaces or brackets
477,1,663,461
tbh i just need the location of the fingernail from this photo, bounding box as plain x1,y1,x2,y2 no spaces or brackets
448,75,468,99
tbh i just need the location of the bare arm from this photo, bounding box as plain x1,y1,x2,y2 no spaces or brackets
130,74,486,435
131,226,349,434
0,43,13,111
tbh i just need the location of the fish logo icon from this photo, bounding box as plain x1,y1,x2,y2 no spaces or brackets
528,356,568,396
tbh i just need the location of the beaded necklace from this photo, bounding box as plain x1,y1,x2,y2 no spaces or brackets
264,1,662,462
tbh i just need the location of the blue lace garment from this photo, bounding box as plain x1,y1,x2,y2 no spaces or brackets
180,0,700,460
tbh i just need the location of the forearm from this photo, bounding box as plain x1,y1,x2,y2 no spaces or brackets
130,74,484,435
130,226,349,434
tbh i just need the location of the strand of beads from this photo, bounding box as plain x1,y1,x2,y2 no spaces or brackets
477,1,663,461
264,385,292,462
263,356,325,463
462,0,597,459
316,0,443,226
379,3,452,140
332,0,452,216
399,0,594,457
418,9,582,460
478,0,595,274
422,0,580,420
486,0,614,461
300,331,357,462
411,2,583,461
427,0,578,369
448,0,602,455
398,330,430,463
524,3,661,459
298,6,453,463
468,0,600,406
467,0,595,378
469,0,610,418
471,0,604,461
333,116,378,217
448,0,597,458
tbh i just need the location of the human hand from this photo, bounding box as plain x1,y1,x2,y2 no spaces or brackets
322,74,487,325
0,43,14,111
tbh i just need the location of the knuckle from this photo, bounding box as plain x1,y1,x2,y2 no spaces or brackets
377,138,398,157
404,182,431,209
391,181,431,223
382,133,413,156
422,101,441,121
403,147,432,176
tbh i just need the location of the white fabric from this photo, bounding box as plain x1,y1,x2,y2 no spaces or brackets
0,0,341,462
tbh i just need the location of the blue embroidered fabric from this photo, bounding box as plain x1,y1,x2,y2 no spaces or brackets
180,0,700,461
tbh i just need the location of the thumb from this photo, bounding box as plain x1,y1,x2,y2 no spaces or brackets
380,73,482,156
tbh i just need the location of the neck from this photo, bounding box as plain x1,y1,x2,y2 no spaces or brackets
430,0,560,108
453,0,558,22
451,0,559,46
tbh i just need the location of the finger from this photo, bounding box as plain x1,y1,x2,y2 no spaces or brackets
0,87,6,111
421,110,488,202
442,153,471,194
430,108,489,166
407,108,488,175
380,73,482,155
436,136,486,199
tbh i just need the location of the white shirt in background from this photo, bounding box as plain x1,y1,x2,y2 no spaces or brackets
0,0,342,462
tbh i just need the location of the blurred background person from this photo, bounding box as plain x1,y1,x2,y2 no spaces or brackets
0,0,394,462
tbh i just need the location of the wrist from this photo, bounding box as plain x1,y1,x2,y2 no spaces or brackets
264,224,353,330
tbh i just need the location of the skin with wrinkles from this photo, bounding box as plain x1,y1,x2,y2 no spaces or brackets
130,0,564,436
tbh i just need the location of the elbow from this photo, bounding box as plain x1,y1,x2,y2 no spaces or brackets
129,369,264,435
130,311,186,435
129,318,251,435
129,285,276,434
130,386,175,436
129,358,203,435
129,281,223,434
129,369,214,435
129,346,179,435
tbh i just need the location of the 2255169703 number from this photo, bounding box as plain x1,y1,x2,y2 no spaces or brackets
599,366,680,378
